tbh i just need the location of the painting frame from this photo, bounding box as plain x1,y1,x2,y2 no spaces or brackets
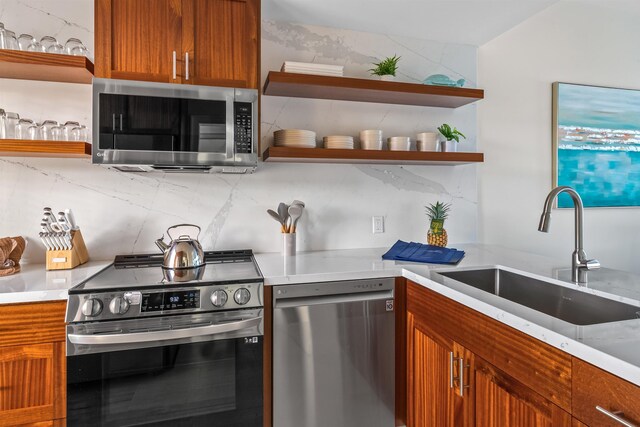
552,81,640,209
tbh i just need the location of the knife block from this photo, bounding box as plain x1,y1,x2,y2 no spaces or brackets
46,229,89,271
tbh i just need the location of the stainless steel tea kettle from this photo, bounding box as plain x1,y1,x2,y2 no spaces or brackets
155,224,204,269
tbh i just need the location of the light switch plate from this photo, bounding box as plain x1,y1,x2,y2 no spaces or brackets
372,216,384,233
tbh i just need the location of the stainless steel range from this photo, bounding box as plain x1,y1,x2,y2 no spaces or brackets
66,250,264,427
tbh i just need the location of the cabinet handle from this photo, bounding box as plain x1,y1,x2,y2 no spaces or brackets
119,114,123,131
172,51,177,80
458,357,470,397
596,406,637,427
449,352,454,389
185,52,189,81
112,113,116,132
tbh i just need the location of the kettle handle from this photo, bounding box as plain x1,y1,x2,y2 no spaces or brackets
166,224,201,241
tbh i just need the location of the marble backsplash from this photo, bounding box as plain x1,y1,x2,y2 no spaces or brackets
0,2,479,262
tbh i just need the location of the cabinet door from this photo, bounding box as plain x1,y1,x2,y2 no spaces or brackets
407,313,466,427
474,356,571,427
182,0,259,88
0,342,65,426
95,0,183,82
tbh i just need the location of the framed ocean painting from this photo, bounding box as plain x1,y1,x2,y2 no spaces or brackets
553,82,640,208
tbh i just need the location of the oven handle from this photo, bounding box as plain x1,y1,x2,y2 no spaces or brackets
68,316,261,345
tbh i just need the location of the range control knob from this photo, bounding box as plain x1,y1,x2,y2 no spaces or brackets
81,298,103,317
234,288,251,305
109,296,130,315
210,290,228,308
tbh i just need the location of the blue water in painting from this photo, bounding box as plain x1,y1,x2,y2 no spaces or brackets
558,149,640,207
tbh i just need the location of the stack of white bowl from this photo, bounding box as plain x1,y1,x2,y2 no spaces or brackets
323,135,354,149
359,129,383,150
388,136,411,151
274,129,316,148
416,132,440,152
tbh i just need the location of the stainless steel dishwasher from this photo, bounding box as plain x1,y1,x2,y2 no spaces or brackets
273,278,395,427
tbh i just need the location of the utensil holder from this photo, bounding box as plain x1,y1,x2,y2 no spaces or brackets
282,233,296,257
46,229,89,271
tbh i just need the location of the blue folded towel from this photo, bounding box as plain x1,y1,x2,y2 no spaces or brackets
382,240,465,264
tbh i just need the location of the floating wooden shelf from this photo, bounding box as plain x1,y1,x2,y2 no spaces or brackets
263,71,484,108
0,139,92,158
0,50,94,84
263,147,484,165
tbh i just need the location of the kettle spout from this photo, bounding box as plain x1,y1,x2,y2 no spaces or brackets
155,236,170,253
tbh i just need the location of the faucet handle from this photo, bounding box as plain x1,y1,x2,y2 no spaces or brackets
585,259,601,270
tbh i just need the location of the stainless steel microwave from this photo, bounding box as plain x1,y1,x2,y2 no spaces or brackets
92,78,258,173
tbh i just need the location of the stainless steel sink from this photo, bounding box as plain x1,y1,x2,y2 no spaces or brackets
437,268,640,325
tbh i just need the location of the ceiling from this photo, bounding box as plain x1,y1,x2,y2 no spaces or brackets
262,0,559,46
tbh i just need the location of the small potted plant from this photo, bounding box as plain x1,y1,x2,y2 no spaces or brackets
369,55,400,81
425,201,451,247
437,123,466,152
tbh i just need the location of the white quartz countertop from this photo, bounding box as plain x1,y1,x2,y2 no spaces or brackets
0,261,111,304
256,244,640,387
3,244,640,387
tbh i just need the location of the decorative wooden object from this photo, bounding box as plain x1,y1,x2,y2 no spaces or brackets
45,230,89,271
263,146,484,165
263,71,484,108
0,140,91,158
0,301,66,425
0,50,94,84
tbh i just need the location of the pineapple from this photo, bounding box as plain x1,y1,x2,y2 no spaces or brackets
425,201,451,247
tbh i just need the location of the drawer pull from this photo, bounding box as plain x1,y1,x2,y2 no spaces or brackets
596,406,637,427
449,352,454,389
458,356,470,397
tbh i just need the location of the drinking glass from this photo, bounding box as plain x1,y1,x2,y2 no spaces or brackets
0,23,6,49
27,124,38,140
46,43,65,54
26,41,45,52
40,36,57,51
15,119,34,139
17,34,36,51
70,125,88,141
4,112,19,138
0,109,6,139
4,31,18,50
38,120,58,140
50,125,63,141
70,45,89,57
64,38,85,55
62,121,80,141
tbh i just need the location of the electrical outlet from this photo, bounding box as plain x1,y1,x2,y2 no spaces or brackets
372,216,384,234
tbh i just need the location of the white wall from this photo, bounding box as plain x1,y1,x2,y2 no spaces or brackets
0,2,480,262
478,0,640,273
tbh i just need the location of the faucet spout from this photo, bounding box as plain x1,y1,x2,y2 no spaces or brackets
537,186,599,284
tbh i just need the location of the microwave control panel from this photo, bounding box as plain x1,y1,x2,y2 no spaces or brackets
234,103,253,154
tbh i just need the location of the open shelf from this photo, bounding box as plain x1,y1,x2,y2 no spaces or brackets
263,71,484,108
262,147,484,165
0,50,94,84
0,140,92,158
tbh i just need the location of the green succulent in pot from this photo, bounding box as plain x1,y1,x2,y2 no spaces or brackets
369,55,401,79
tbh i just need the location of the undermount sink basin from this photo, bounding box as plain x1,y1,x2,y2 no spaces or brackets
437,268,640,325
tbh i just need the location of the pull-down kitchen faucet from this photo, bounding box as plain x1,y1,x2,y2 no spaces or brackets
538,186,600,284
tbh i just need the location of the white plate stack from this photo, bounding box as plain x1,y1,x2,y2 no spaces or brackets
281,61,344,77
359,129,383,150
274,129,317,148
323,135,354,149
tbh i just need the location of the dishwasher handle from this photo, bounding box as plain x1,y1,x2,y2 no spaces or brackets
274,289,394,309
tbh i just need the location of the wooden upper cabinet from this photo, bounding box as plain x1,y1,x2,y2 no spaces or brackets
95,0,260,88
96,0,183,82
182,0,259,88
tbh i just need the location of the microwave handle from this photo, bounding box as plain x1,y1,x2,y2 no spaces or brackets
68,316,261,345
226,95,235,159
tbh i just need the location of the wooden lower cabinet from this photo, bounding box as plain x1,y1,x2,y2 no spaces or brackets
407,281,572,427
0,301,66,427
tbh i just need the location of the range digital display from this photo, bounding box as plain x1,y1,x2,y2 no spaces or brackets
141,290,200,312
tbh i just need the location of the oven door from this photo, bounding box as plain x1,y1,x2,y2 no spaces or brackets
66,310,263,427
